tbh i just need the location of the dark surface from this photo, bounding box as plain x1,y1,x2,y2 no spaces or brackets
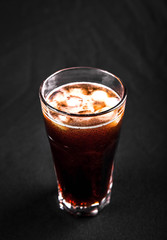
0,0,166,239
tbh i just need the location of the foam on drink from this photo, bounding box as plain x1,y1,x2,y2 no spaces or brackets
45,82,123,128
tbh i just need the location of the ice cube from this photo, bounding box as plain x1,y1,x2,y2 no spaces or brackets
106,97,119,108
91,90,108,101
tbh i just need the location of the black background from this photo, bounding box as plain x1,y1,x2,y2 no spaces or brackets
0,0,166,239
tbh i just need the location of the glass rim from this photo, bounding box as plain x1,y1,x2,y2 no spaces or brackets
39,66,127,117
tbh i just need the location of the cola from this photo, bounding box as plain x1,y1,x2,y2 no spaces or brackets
42,82,125,209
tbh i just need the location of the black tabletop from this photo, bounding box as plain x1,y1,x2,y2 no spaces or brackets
0,0,166,239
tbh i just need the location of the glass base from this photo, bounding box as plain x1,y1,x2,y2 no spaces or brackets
58,184,112,217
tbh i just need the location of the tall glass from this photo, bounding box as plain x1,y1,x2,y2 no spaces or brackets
39,67,127,216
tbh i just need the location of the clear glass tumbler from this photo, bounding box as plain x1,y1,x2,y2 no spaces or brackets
39,67,127,216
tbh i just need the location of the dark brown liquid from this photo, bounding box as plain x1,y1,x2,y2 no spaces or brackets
43,83,124,206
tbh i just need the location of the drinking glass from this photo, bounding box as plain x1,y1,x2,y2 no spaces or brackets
39,67,127,216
